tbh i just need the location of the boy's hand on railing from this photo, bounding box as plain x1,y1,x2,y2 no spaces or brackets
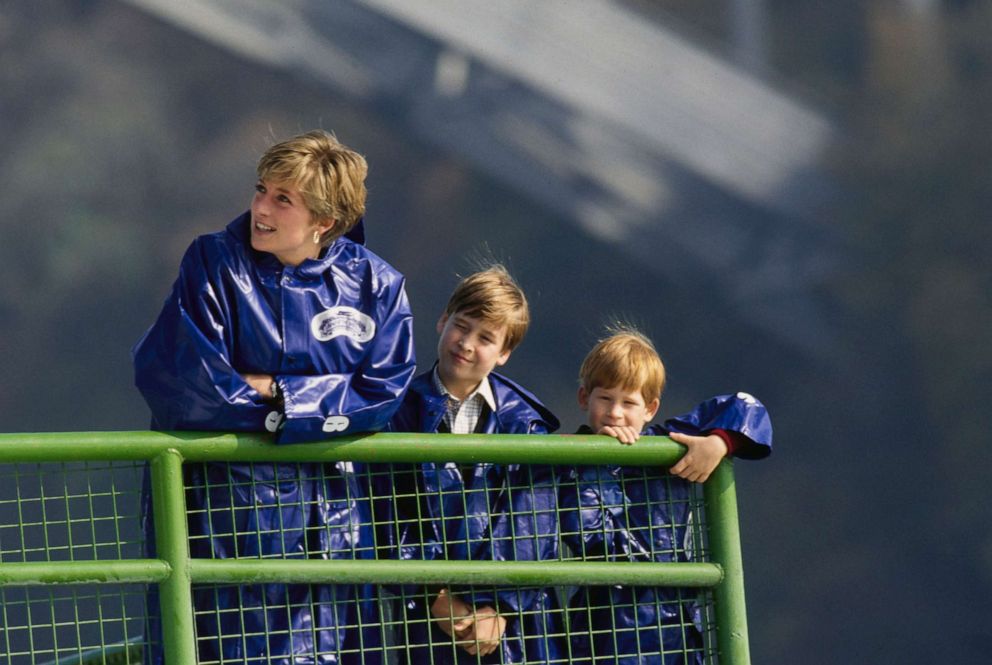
598,425,642,445
457,605,506,657
430,588,475,638
668,432,728,483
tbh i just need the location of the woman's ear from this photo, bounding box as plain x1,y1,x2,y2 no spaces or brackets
316,217,336,236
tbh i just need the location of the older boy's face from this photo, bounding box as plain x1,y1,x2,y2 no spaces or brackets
436,313,511,400
579,385,660,434
250,179,332,266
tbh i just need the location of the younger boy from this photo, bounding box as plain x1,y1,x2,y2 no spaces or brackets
560,328,772,665
380,265,565,665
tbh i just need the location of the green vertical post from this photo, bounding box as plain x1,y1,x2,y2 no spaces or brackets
150,449,196,665
703,459,751,664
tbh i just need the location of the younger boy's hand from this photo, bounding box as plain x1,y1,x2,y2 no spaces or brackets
668,432,728,483
457,605,506,657
430,588,475,639
598,425,642,445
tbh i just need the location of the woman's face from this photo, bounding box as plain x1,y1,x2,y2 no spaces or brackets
250,180,332,266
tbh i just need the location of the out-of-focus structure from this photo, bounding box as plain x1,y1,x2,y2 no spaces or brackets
124,0,840,356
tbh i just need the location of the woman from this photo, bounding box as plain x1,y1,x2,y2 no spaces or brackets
133,130,416,664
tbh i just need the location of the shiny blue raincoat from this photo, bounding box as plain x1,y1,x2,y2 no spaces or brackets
560,393,773,665
379,369,565,665
133,213,416,665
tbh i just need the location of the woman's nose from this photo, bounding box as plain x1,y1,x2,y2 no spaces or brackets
253,193,270,215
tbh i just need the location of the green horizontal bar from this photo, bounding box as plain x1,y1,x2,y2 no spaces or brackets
0,431,689,466
0,559,171,585
189,558,723,588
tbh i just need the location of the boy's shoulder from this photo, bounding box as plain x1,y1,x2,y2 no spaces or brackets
659,392,773,459
488,371,560,434
396,368,560,434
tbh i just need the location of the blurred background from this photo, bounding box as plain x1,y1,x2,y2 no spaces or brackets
0,0,989,662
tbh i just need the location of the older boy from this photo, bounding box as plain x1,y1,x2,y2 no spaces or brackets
560,328,772,665
379,265,565,665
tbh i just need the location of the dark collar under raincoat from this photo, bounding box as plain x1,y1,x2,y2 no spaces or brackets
132,213,416,665
559,392,773,665
381,368,565,665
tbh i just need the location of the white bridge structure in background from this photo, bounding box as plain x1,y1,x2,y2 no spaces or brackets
124,0,841,356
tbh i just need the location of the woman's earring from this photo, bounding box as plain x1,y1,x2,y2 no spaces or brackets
313,230,321,244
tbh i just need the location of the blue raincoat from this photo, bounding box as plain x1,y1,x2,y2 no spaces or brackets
378,369,565,665
560,393,773,665
133,213,416,665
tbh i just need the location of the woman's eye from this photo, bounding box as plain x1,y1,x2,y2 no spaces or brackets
277,195,291,204
254,183,265,193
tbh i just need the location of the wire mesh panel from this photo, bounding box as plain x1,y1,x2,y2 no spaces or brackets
0,433,748,665
1,585,147,665
0,462,149,665
363,461,718,665
555,464,716,665
0,462,145,565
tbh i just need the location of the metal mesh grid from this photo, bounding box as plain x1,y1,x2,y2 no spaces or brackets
0,462,147,664
0,463,144,564
0,585,147,665
1,436,739,665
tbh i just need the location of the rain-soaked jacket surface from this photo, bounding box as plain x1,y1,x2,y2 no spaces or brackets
560,393,773,665
133,213,416,665
380,369,564,665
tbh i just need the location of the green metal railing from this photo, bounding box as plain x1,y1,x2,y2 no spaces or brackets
0,431,751,664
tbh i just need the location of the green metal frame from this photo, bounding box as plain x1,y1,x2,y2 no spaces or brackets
0,431,751,664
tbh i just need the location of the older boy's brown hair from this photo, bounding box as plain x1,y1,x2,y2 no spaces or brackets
257,130,368,246
445,265,530,352
579,327,666,403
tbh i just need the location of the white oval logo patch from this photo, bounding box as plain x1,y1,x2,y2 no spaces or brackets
311,306,375,343
323,415,350,433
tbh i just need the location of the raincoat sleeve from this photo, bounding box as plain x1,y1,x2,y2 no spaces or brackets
660,392,773,459
274,278,415,444
133,238,272,432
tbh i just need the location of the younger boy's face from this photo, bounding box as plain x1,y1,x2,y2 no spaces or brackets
436,312,511,399
578,385,660,434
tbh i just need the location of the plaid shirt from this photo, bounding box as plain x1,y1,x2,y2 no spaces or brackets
432,368,496,434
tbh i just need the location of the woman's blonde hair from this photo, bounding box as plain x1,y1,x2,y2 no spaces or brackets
257,130,367,246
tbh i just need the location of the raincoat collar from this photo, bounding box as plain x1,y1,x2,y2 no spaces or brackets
225,211,366,277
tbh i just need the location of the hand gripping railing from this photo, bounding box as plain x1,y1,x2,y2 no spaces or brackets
0,431,751,664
